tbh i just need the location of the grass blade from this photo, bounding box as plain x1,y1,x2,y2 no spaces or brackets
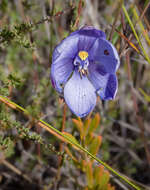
122,4,150,64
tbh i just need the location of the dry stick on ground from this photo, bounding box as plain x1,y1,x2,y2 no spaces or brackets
2,159,32,183
0,153,32,183
126,51,150,165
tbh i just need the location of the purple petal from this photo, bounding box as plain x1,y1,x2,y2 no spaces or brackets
53,26,106,63
64,70,96,117
95,56,118,73
78,27,106,51
52,35,79,63
73,26,106,39
69,26,106,52
104,74,118,100
51,33,80,92
50,58,74,93
88,63,118,100
89,38,120,73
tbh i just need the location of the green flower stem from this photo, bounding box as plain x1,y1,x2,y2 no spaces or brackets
0,95,140,190
122,4,150,64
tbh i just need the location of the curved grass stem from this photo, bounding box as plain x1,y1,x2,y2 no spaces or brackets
122,4,150,64
0,95,141,190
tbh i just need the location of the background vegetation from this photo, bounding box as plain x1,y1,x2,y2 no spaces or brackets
0,0,150,189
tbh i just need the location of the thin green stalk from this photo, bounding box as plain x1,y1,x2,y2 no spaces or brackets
122,4,150,64
132,7,150,46
0,95,140,190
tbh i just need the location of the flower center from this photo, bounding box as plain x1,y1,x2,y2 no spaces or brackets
73,51,89,78
78,51,88,61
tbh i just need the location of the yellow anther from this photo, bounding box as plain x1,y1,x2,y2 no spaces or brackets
78,51,88,61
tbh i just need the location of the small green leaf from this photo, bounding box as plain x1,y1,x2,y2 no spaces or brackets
139,88,150,103
84,133,94,146
62,132,80,150
89,136,102,156
94,165,104,188
72,118,84,140
94,166,101,188
86,161,93,188
88,113,100,134
8,73,23,88
82,118,91,139
0,137,15,158
98,170,110,190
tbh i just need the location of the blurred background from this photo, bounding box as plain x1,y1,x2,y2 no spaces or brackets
0,0,150,189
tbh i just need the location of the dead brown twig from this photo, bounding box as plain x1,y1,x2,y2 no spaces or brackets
126,51,150,165
0,152,32,183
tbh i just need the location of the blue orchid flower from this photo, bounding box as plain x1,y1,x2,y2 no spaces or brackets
50,26,120,118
